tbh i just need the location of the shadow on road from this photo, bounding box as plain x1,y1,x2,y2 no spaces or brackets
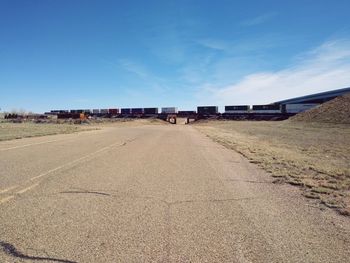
0,241,77,263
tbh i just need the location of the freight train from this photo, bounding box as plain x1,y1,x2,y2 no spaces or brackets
50,103,320,119
223,103,319,114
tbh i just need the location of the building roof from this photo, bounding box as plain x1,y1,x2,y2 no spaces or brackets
274,87,350,104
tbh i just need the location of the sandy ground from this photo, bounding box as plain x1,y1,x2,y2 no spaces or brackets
0,123,349,262
193,120,350,216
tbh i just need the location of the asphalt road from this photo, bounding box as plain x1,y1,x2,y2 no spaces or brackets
0,124,349,262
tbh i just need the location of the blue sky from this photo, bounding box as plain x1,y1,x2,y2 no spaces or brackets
1,0,350,113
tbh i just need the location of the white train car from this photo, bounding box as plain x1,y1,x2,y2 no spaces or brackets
224,105,250,114
161,107,178,114
284,103,319,113
251,104,281,114
100,109,109,114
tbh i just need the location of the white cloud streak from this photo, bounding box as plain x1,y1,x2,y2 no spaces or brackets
118,59,149,78
199,39,350,105
117,58,171,96
240,12,277,27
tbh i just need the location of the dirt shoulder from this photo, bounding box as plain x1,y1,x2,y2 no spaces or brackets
193,120,350,216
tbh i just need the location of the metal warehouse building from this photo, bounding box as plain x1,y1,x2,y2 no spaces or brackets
273,87,350,105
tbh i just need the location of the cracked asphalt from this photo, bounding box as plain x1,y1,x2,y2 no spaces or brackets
0,124,349,262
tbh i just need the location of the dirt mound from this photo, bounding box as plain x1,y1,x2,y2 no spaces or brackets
291,93,350,124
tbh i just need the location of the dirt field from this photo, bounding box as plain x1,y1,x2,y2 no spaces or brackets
0,122,95,141
0,118,167,142
194,120,350,215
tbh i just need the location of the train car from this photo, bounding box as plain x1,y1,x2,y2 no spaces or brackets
143,108,159,115
251,104,281,114
108,108,119,115
92,109,100,114
283,103,319,113
51,110,69,114
161,107,178,114
58,113,80,119
100,109,109,114
197,106,218,115
178,110,197,116
224,105,250,114
131,108,144,115
121,108,131,115
70,110,78,114
83,109,91,114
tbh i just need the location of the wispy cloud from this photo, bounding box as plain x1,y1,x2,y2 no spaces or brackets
197,33,291,55
185,34,292,89
118,59,149,78
197,39,350,105
117,58,171,96
196,39,229,51
240,12,277,27
143,22,193,64
179,53,215,84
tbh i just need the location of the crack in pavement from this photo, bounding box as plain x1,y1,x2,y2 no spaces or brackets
0,241,77,263
16,187,262,208
59,190,111,196
36,187,262,206
162,196,259,206
225,179,273,184
85,190,260,206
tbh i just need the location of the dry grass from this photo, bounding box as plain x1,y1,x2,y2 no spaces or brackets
194,120,350,216
86,118,169,127
0,118,167,141
0,122,94,141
